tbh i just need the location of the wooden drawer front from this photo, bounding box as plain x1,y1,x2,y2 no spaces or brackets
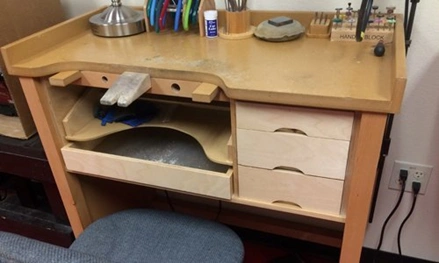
236,101,353,140
237,129,349,180
238,166,343,215
61,144,232,200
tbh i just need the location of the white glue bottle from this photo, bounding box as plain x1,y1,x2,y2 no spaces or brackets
204,10,218,38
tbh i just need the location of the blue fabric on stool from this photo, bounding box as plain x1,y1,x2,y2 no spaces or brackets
0,231,107,263
0,209,244,263
70,209,244,263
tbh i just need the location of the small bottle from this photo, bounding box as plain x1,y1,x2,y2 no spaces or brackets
204,10,218,38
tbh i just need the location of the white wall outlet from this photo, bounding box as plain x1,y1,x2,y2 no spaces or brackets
388,160,433,195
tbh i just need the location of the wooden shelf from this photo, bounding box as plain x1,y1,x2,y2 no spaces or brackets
0,195,73,248
63,89,232,165
0,134,73,247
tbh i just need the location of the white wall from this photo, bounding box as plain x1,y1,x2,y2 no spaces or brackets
60,0,407,17
60,1,439,261
363,2,439,261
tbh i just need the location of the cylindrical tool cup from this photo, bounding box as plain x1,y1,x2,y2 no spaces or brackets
225,10,250,34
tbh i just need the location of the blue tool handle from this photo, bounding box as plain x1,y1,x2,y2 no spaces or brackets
155,0,165,32
147,0,153,19
174,0,183,31
150,0,157,26
190,0,200,24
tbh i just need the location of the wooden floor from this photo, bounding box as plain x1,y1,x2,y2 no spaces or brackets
0,189,433,263
234,226,434,263
234,227,339,263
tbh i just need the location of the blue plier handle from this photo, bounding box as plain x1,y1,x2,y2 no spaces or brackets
155,0,165,32
149,0,158,26
174,0,183,31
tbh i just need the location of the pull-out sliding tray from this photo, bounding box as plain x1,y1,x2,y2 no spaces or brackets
61,88,233,199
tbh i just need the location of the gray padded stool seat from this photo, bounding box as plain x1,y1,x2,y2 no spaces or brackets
0,209,244,263
71,209,244,262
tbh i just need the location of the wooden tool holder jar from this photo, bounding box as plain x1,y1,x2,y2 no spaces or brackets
219,4,255,39
225,10,250,34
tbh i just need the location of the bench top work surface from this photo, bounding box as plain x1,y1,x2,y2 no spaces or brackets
1,9,406,113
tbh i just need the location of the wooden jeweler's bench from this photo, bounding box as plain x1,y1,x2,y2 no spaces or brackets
1,7,406,263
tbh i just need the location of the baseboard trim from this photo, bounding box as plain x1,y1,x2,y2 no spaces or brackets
361,248,437,263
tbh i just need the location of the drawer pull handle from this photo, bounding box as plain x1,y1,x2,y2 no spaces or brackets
272,200,302,209
273,166,304,174
274,128,307,136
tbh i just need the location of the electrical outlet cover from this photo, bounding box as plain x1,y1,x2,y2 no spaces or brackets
388,160,433,195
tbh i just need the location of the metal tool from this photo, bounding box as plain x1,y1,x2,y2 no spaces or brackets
159,0,171,30
225,0,247,12
356,0,374,41
89,0,146,37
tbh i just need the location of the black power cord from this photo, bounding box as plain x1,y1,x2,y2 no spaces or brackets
397,181,421,261
0,188,6,201
369,0,421,224
374,169,408,261
215,200,222,221
0,174,9,201
164,190,175,212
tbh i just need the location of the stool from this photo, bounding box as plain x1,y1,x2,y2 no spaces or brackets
0,209,245,262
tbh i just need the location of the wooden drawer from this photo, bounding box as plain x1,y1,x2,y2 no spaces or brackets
236,101,353,140
238,166,343,215
62,88,232,165
237,129,349,180
61,139,233,200
59,88,234,200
